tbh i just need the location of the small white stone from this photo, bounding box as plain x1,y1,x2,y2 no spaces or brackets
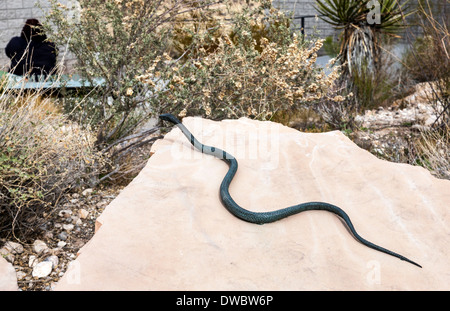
32,261,53,278
82,188,93,196
57,241,67,248
32,240,49,254
71,215,81,224
78,208,89,219
63,224,74,231
28,255,38,268
45,255,59,269
58,209,73,218
0,248,14,263
4,241,24,254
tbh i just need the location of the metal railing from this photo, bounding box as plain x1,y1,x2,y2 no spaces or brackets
292,15,324,35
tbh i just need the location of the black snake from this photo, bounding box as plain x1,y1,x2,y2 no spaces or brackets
159,113,422,268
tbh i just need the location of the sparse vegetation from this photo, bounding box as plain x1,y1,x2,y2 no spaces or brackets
0,75,105,241
401,0,449,179
1,0,449,291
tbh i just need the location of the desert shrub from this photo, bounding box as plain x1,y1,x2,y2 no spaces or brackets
314,77,357,130
315,0,411,122
315,0,409,76
322,36,340,57
400,0,449,179
401,0,449,128
145,1,344,121
415,124,450,180
0,78,104,240
43,0,217,181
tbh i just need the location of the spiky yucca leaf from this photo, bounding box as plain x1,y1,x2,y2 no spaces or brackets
315,0,410,34
315,0,365,28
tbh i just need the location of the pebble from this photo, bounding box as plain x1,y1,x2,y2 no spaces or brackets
32,261,53,278
82,188,93,196
79,208,89,219
45,255,59,269
28,255,38,268
71,215,82,225
58,209,73,218
58,231,68,241
43,231,54,239
0,248,14,263
96,200,108,208
32,240,49,254
63,224,75,231
4,241,24,254
57,241,67,248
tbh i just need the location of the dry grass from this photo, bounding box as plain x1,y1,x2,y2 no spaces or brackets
0,74,105,241
415,124,450,180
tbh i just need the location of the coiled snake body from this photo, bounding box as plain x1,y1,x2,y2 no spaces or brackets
160,113,422,268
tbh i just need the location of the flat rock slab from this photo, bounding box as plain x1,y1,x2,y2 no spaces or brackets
55,117,450,290
0,256,18,291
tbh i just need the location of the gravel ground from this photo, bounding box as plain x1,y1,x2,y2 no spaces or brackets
1,185,122,291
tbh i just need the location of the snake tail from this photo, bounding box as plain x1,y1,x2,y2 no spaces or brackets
159,113,422,268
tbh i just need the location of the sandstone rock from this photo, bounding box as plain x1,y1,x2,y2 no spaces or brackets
0,256,18,291
55,117,450,290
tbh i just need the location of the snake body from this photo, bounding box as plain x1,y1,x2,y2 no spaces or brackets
159,113,422,268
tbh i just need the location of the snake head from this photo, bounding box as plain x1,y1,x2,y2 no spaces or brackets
159,113,181,125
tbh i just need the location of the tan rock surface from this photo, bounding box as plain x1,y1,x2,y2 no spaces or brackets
0,256,18,291
55,117,450,290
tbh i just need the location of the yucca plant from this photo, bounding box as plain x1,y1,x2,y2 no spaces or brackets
315,0,410,76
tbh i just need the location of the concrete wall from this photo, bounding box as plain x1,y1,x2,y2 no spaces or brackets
273,0,338,39
273,0,449,45
1,0,47,69
0,0,74,71
0,0,337,71
1,1,446,71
